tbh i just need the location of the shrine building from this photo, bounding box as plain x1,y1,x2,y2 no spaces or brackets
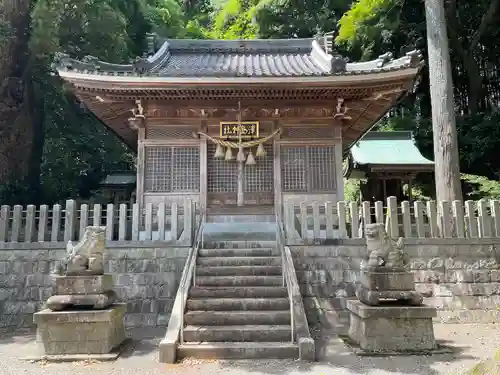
54,34,423,215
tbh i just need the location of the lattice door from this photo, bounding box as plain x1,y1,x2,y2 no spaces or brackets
207,143,274,207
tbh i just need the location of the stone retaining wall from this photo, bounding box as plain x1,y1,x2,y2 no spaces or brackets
292,238,500,333
2,238,500,331
0,243,188,330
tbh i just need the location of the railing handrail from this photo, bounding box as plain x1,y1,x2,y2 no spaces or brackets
179,211,205,344
276,212,305,343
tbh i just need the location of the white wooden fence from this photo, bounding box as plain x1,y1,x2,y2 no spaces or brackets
0,199,197,244
283,196,500,241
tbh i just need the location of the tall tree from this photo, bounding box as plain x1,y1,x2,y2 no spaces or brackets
425,0,462,202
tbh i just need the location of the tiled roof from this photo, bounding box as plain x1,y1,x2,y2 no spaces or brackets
53,37,424,78
350,131,434,166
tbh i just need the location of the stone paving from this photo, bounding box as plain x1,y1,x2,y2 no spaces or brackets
0,323,499,375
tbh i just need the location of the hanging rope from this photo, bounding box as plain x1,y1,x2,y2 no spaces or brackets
197,128,282,149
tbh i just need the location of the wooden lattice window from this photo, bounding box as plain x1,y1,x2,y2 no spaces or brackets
280,145,336,193
144,146,200,192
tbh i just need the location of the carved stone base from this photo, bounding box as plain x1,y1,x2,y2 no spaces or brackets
46,290,116,311
347,300,437,353
356,267,423,306
54,275,113,295
34,304,126,355
356,288,423,306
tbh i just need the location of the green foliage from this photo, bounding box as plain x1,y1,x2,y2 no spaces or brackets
344,178,362,202
461,174,500,201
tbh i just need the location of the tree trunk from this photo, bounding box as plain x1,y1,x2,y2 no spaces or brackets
0,0,42,201
424,0,463,202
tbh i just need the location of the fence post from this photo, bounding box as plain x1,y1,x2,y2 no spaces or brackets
439,201,453,238
452,200,465,238
25,205,36,243
118,204,127,241
325,201,334,239
491,200,500,237
38,205,48,242
426,201,439,237
374,201,384,224
11,205,22,243
131,203,139,241
401,201,412,237
465,200,478,238
157,203,166,241
349,202,359,238
92,204,101,227
477,199,491,238
64,199,76,243
79,204,89,240
183,199,193,244
284,201,295,240
413,201,425,238
0,205,10,242
145,203,153,241
337,201,347,238
171,202,179,241
362,201,371,236
299,202,308,241
312,201,320,240
51,204,61,242
387,196,398,238
106,204,114,241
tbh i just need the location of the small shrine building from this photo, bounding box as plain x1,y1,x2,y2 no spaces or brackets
54,34,423,215
344,131,434,202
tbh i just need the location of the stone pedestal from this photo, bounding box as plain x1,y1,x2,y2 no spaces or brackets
356,267,423,306
346,300,437,352
34,304,126,355
46,275,116,311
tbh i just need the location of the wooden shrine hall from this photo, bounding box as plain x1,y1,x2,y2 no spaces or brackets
54,34,423,215
345,131,434,203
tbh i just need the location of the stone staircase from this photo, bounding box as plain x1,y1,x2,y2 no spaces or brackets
176,241,299,360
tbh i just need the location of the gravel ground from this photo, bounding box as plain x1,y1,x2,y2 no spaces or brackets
0,323,499,375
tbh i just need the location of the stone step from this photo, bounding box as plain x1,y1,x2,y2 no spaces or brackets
183,325,292,342
198,248,277,257
177,342,298,360
184,310,291,326
186,298,289,311
197,256,282,267
195,265,282,277
202,240,277,249
195,275,283,287
189,286,288,299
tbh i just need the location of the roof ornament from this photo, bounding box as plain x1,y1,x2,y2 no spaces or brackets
128,99,146,129
52,52,71,71
334,98,352,120
405,50,424,68
132,55,151,76
331,55,347,73
145,33,158,56
81,55,100,71
376,52,393,68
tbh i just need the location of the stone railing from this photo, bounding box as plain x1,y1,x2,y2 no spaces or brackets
0,199,198,246
283,196,500,243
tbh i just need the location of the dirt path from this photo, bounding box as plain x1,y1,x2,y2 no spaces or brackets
0,323,498,375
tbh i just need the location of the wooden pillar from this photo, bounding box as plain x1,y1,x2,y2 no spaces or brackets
237,161,244,206
136,127,146,213
408,177,413,202
273,121,282,216
199,120,208,212
334,126,344,201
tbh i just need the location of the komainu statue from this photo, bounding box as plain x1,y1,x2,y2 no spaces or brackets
364,223,408,269
356,223,422,306
53,226,106,276
47,226,115,311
